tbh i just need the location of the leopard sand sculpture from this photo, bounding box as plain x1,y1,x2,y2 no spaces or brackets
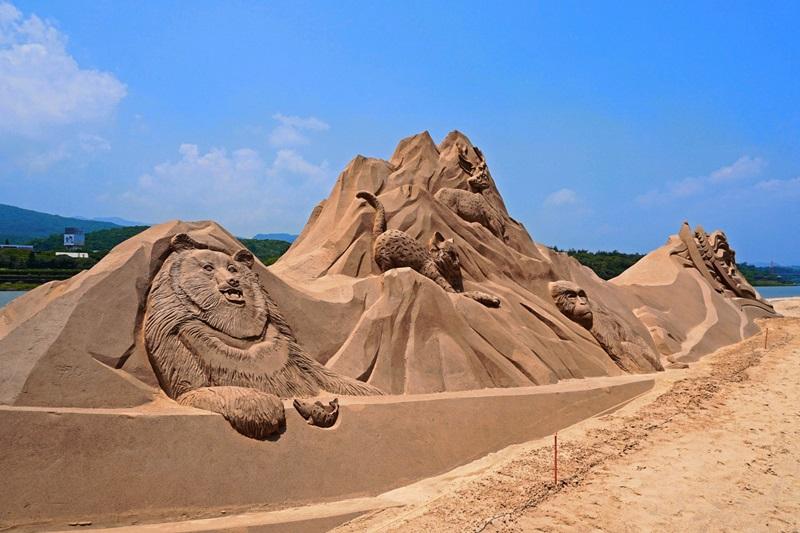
434,144,506,241
144,233,382,439
356,191,500,308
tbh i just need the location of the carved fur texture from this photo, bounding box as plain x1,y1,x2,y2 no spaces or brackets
144,233,381,439
357,191,500,308
434,145,506,241
549,280,663,373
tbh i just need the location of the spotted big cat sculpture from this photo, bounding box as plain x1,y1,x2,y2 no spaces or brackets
356,191,500,308
144,233,381,439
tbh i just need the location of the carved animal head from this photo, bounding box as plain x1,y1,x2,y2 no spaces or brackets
458,144,490,192
166,233,268,339
708,231,735,266
549,280,593,329
429,231,464,292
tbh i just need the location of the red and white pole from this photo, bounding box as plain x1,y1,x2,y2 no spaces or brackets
554,433,558,485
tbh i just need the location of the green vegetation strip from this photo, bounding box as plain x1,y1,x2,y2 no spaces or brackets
1,226,292,289
2,227,796,290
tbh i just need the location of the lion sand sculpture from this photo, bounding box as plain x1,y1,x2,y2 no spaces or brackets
144,233,381,439
434,144,506,241
356,191,500,308
549,280,663,373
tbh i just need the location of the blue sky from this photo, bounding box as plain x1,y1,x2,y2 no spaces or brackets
1,1,798,263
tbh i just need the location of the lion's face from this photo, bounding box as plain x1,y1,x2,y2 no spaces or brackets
170,247,269,339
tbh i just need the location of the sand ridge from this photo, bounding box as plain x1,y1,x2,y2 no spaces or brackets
334,306,799,532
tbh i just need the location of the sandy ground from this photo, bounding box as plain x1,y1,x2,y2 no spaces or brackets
335,300,800,533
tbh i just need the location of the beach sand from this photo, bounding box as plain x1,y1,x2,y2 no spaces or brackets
335,298,800,532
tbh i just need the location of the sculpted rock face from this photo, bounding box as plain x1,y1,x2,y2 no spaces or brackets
671,222,774,312
0,131,774,407
356,191,500,308
434,145,506,241
549,281,663,373
144,233,381,439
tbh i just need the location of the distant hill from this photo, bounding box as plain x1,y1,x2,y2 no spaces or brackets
737,263,800,286
556,247,799,286
253,233,297,243
238,238,292,265
554,247,645,281
74,216,148,227
0,204,119,244
30,226,150,252
29,227,290,266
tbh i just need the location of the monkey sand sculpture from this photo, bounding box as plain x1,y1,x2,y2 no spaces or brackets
356,191,501,308
434,144,506,241
144,233,381,439
549,280,663,373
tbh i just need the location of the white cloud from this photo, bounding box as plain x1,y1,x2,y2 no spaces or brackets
708,156,765,183
16,132,111,172
121,142,330,234
21,143,69,172
754,176,800,194
544,188,578,207
637,155,766,205
668,176,704,198
0,1,127,136
268,113,330,147
78,133,111,154
271,148,328,180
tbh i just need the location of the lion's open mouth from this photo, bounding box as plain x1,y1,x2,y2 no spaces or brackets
220,287,245,305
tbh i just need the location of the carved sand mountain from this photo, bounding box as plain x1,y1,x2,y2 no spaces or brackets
613,223,778,362
0,131,776,410
270,131,663,394
0,220,345,409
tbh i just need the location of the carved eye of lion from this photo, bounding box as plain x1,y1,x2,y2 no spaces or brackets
203,264,213,272
227,265,238,274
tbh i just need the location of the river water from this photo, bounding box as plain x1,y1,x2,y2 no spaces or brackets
755,285,800,299
0,291,27,308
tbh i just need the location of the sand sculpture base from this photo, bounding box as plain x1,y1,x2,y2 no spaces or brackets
1,374,652,530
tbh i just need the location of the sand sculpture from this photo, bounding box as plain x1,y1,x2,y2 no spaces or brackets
434,144,506,241
549,281,663,373
144,233,381,438
671,222,774,312
0,131,777,402
0,130,783,528
293,398,339,428
356,191,500,308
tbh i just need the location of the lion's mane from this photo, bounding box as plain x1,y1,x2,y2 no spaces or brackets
144,235,381,402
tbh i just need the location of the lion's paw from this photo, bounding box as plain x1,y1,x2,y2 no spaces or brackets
179,386,286,439
221,391,285,439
